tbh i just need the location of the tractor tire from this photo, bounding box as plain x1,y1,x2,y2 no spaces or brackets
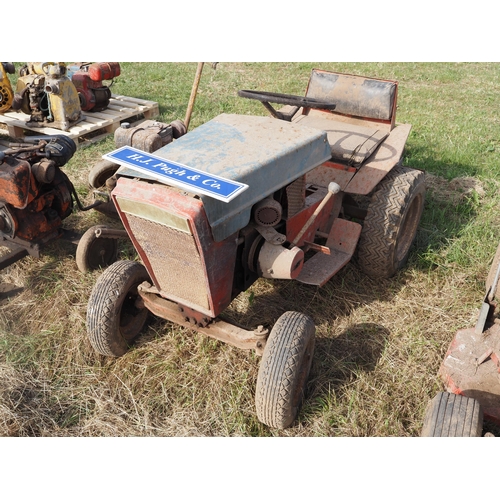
88,159,119,189
486,241,500,300
421,392,483,437
76,225,119,273
357,165,425,279
86,260,151,357
255,311,315,429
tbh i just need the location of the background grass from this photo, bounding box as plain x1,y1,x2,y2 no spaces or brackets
0,62,499,437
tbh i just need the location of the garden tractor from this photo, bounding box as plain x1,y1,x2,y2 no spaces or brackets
85,68,426,429
421,241,500,437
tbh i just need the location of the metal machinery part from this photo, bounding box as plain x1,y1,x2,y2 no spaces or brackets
0,135,103,270
0,62,15,113
68,62,120,112
12,62,82,131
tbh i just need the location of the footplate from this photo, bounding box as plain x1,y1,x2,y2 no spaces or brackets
296,218,361,286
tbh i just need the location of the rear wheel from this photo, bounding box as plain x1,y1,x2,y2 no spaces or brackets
255,311,315,429
357,166,425,279
86,260,151,357
421,392,483,437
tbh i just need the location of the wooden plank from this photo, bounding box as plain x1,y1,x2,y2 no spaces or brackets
0,94,159,149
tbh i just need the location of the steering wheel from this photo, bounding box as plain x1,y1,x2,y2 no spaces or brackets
238,90,336,110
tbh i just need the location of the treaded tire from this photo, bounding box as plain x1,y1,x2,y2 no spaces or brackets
86,260,151,357
88,159,119,189
255,311,315,429
76,225,118,273
421,392,483,437
357,165,425,279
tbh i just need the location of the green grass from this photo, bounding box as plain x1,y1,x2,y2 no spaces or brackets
1,62,500,437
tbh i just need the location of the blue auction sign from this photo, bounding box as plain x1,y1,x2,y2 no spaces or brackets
103,146,248,203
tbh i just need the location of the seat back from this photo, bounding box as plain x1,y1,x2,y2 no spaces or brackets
305,69,398,127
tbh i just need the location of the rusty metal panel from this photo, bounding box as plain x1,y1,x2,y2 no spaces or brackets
143,114,331,242
305,162,355,191
439,324,500,425
344,123,412,195
112,177,237,318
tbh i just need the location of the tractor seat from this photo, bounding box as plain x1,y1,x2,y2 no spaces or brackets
290,69,398,168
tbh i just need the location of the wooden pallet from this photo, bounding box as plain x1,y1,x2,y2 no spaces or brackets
0,94,159,149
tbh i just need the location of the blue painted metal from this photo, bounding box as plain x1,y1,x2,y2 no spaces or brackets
115,114,331,242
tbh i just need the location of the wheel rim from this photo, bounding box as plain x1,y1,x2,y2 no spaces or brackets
395,191,424,262
86,238,118,270
119,284,148,342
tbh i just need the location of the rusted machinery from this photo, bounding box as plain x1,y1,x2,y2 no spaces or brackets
421,242,500,437
68,62,121,112
85,69,425,429
0,135,117,271
0,62,15,113
12,62,82,131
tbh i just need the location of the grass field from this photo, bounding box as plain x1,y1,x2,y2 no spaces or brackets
0,62,499,438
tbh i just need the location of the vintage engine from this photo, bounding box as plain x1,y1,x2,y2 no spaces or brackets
0,135,76,250
69,62,121,112
12,62,82,131
0,62,15,113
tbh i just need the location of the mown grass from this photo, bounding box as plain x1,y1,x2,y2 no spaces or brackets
0,62,499,437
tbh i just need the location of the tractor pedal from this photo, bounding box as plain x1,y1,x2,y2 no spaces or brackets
296,218,361,286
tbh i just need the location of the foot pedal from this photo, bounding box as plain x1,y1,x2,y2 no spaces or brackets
297,218,361,286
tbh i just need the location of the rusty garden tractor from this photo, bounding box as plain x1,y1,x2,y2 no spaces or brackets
421,241,500,437
85,68,426,429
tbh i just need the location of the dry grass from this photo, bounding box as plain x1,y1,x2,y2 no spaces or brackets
1,63,499,438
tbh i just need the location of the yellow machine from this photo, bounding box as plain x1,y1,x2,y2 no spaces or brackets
12,62,82,131
0,62,15,113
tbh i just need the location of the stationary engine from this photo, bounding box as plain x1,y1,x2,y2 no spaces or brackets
0,135,77,246
69,62,120,112
0,62,15,113
12,62,82,131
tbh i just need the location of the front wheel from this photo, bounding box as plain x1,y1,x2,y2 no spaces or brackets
86,260,151,357
255,311,315,429
76,225,119,273
357,165,425,279
421,392,483,437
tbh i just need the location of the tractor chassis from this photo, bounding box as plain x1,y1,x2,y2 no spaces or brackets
137,282,269,355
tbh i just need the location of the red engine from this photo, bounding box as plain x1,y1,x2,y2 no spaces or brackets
70,62,121,112
0,136,76,246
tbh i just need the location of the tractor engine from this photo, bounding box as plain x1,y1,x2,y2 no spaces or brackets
0,135,76,245
69,62,121,112
12,62,82,131
0,62,15,113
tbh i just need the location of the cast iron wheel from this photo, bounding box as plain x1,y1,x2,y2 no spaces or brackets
88,159,119,189
76,225,119,273
237,90,336,110
357,165,425,279
421,392,483,437
86,260,151,357
255,311,315,429
486,241,500,300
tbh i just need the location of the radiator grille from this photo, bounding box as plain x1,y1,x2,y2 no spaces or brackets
126,213,210,311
